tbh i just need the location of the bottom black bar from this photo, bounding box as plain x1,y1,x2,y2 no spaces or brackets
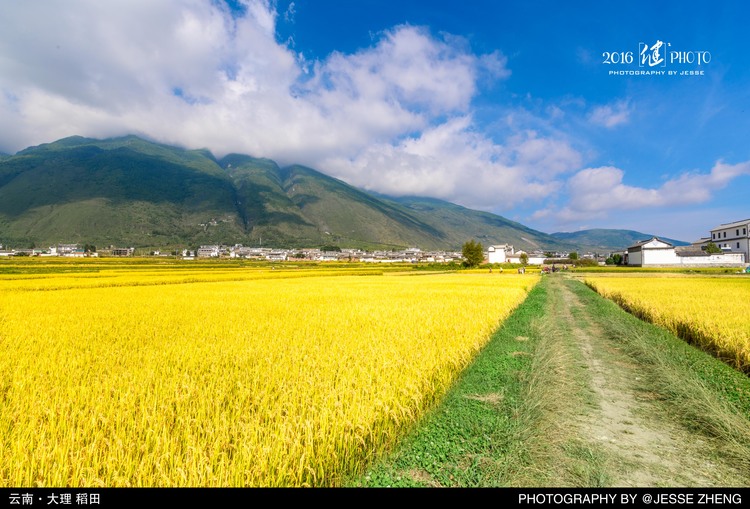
1,488,749,507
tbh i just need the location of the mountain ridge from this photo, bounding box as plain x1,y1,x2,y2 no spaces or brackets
0,135,686,252
550,228,690,251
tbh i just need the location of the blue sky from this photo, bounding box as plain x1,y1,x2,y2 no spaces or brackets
1,1,748,241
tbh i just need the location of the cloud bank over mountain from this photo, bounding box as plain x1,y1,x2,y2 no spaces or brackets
1,1,748,241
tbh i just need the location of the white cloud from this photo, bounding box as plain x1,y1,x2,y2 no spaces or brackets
0,2,513,172
589,100,631,128
505,131,582,176
0,0,583,213
302,25,505,117
283,2,296,23
543,160,750,222
319,119,580,210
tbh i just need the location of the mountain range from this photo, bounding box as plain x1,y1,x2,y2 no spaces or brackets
0,135,687,252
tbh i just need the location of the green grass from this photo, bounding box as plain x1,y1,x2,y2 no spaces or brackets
568,280,750,472
347,275,750,487
346,280,548,487
568,280,750,416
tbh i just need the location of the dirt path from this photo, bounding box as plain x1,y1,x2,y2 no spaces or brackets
541,275,745,487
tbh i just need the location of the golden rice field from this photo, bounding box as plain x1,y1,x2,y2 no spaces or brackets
0,263,537,487
585,275,750,373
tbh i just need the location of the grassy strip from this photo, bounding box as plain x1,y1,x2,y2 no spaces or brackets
573,279,750,415
522,277,615,487
345,280,550,487
567,279,750,474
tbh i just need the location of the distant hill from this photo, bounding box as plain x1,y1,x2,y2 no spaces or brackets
0,134,640,252
551,229,689,251
387,196,574,252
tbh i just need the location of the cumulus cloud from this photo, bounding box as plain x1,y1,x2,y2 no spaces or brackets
540,160,750,222
0,0,582,213
0,2,496,154
589,100,631,128
303,26,497,116
320,120,580,210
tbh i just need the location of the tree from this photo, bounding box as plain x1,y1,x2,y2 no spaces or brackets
462,240,484,268
704,241,722,254
612,253,623,265
519,252,529,266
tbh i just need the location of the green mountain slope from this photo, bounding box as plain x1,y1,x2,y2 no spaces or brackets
551,228,689,251
0,136,244,247
221,156,452,249
222,155,320,246
0,135,602,252
281,165,447,249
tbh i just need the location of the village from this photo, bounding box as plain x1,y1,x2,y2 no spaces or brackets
0,241,578,264
1,218,748,268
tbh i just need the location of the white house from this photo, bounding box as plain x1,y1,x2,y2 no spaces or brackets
487,244,514,264
197,245,220,258
266,251,288,261
404,247,422,260
56,243,85,257
506,250,546,265
625,237,676,266
626,236,745,267
709,219,750,263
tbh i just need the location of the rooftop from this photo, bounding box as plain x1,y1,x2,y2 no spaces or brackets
710,218,750,231
628,237,674,249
